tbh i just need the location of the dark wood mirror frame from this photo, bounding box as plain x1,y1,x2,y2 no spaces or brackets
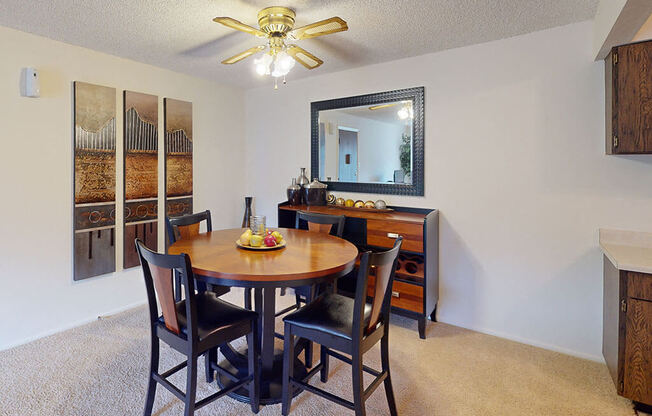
310,86,425,196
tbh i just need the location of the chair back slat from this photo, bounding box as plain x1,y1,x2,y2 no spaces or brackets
353,237,403,336
366,262,393,333
136,239,197,340
176,222,200,241
295,211,345,237
150,263,180,334
307,222,333,234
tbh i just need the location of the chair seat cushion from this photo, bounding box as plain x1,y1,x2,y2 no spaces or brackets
283,293,371,341
158,292,256,341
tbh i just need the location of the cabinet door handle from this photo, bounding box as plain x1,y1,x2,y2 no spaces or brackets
387,232,400,239
392,291,400,298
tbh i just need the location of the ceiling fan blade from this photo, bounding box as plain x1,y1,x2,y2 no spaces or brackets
286,45,324,69
369,103,400,110
221,45,266,64
213,17,267,38
288,17,348,40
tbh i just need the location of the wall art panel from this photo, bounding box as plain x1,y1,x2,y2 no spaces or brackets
73,82,116,280
164,98,193,245
123,91,158,268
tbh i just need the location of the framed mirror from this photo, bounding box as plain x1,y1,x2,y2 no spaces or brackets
311,87,424,196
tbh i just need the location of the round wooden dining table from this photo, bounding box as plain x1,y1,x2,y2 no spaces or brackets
168,227,358,405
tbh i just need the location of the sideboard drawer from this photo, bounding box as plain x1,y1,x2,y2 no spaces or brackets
367,275,423,313
628,272,652,301
366,219,423,253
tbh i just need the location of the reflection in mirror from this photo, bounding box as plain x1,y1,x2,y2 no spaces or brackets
317,100,413,185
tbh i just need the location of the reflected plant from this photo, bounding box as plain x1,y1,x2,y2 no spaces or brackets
399,133,411,176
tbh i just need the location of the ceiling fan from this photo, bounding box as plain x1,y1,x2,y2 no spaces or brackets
214,7,348,86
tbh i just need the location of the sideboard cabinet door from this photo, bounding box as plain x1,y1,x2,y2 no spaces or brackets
623,297,652,403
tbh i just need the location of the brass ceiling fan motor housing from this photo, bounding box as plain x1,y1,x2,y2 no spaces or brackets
257,7,296,35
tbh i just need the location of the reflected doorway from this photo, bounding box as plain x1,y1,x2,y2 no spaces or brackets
338,128,358,182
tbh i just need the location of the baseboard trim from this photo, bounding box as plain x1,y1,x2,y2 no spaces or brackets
434,319,604,363
0,300,146,352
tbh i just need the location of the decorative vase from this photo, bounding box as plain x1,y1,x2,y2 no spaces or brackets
242,196,253,228
297,168,309,204
287,178,301,206
303,178,328,206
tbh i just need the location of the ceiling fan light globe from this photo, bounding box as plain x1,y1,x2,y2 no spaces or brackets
271,64,290,78
255,63,267,76
276,51,295,73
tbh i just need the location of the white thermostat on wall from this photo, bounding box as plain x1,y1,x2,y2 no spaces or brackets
20,67,40,98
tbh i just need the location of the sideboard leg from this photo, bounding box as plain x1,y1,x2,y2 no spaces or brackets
634,401,652,414
429,304,437,322
418,317,426,339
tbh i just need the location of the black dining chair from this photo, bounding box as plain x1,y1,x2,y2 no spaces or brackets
136,239,260,416
167,210,230,300
288,211,346,308
275,210,346,367
167,210,255,310
281,237,403,416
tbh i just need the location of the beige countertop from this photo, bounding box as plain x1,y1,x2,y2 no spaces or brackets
599,229,652,274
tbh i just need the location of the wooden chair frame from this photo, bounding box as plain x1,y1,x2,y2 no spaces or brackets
281,238,403,416
136,239,260,415
166,210,216,300
294,210,345,237
274,210,346,367
167,210,255,310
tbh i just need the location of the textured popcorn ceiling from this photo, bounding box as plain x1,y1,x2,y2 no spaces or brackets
0,0,598,88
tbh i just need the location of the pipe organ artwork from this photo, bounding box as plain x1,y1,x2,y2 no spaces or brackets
73,82,116,280
164,98,193,245
123,91,159,268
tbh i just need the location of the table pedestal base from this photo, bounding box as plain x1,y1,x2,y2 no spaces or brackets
216,349,307,405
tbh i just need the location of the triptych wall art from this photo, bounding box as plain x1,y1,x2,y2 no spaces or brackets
164,98,193,246
123,91,159,269
73,82,117,281
73,84,193,280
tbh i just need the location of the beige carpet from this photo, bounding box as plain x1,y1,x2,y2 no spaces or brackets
0,288,646,416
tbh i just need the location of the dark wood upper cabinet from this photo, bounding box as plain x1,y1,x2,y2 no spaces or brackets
606,40,652,154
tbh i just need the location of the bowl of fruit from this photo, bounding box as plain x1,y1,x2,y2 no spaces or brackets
236,228,286,250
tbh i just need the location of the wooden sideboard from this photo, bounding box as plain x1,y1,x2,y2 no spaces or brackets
603,256,652,411
278,202,439,339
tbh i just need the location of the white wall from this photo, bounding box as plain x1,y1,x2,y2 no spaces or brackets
319,111,404,182
245,21,652,360
0,26,246,350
